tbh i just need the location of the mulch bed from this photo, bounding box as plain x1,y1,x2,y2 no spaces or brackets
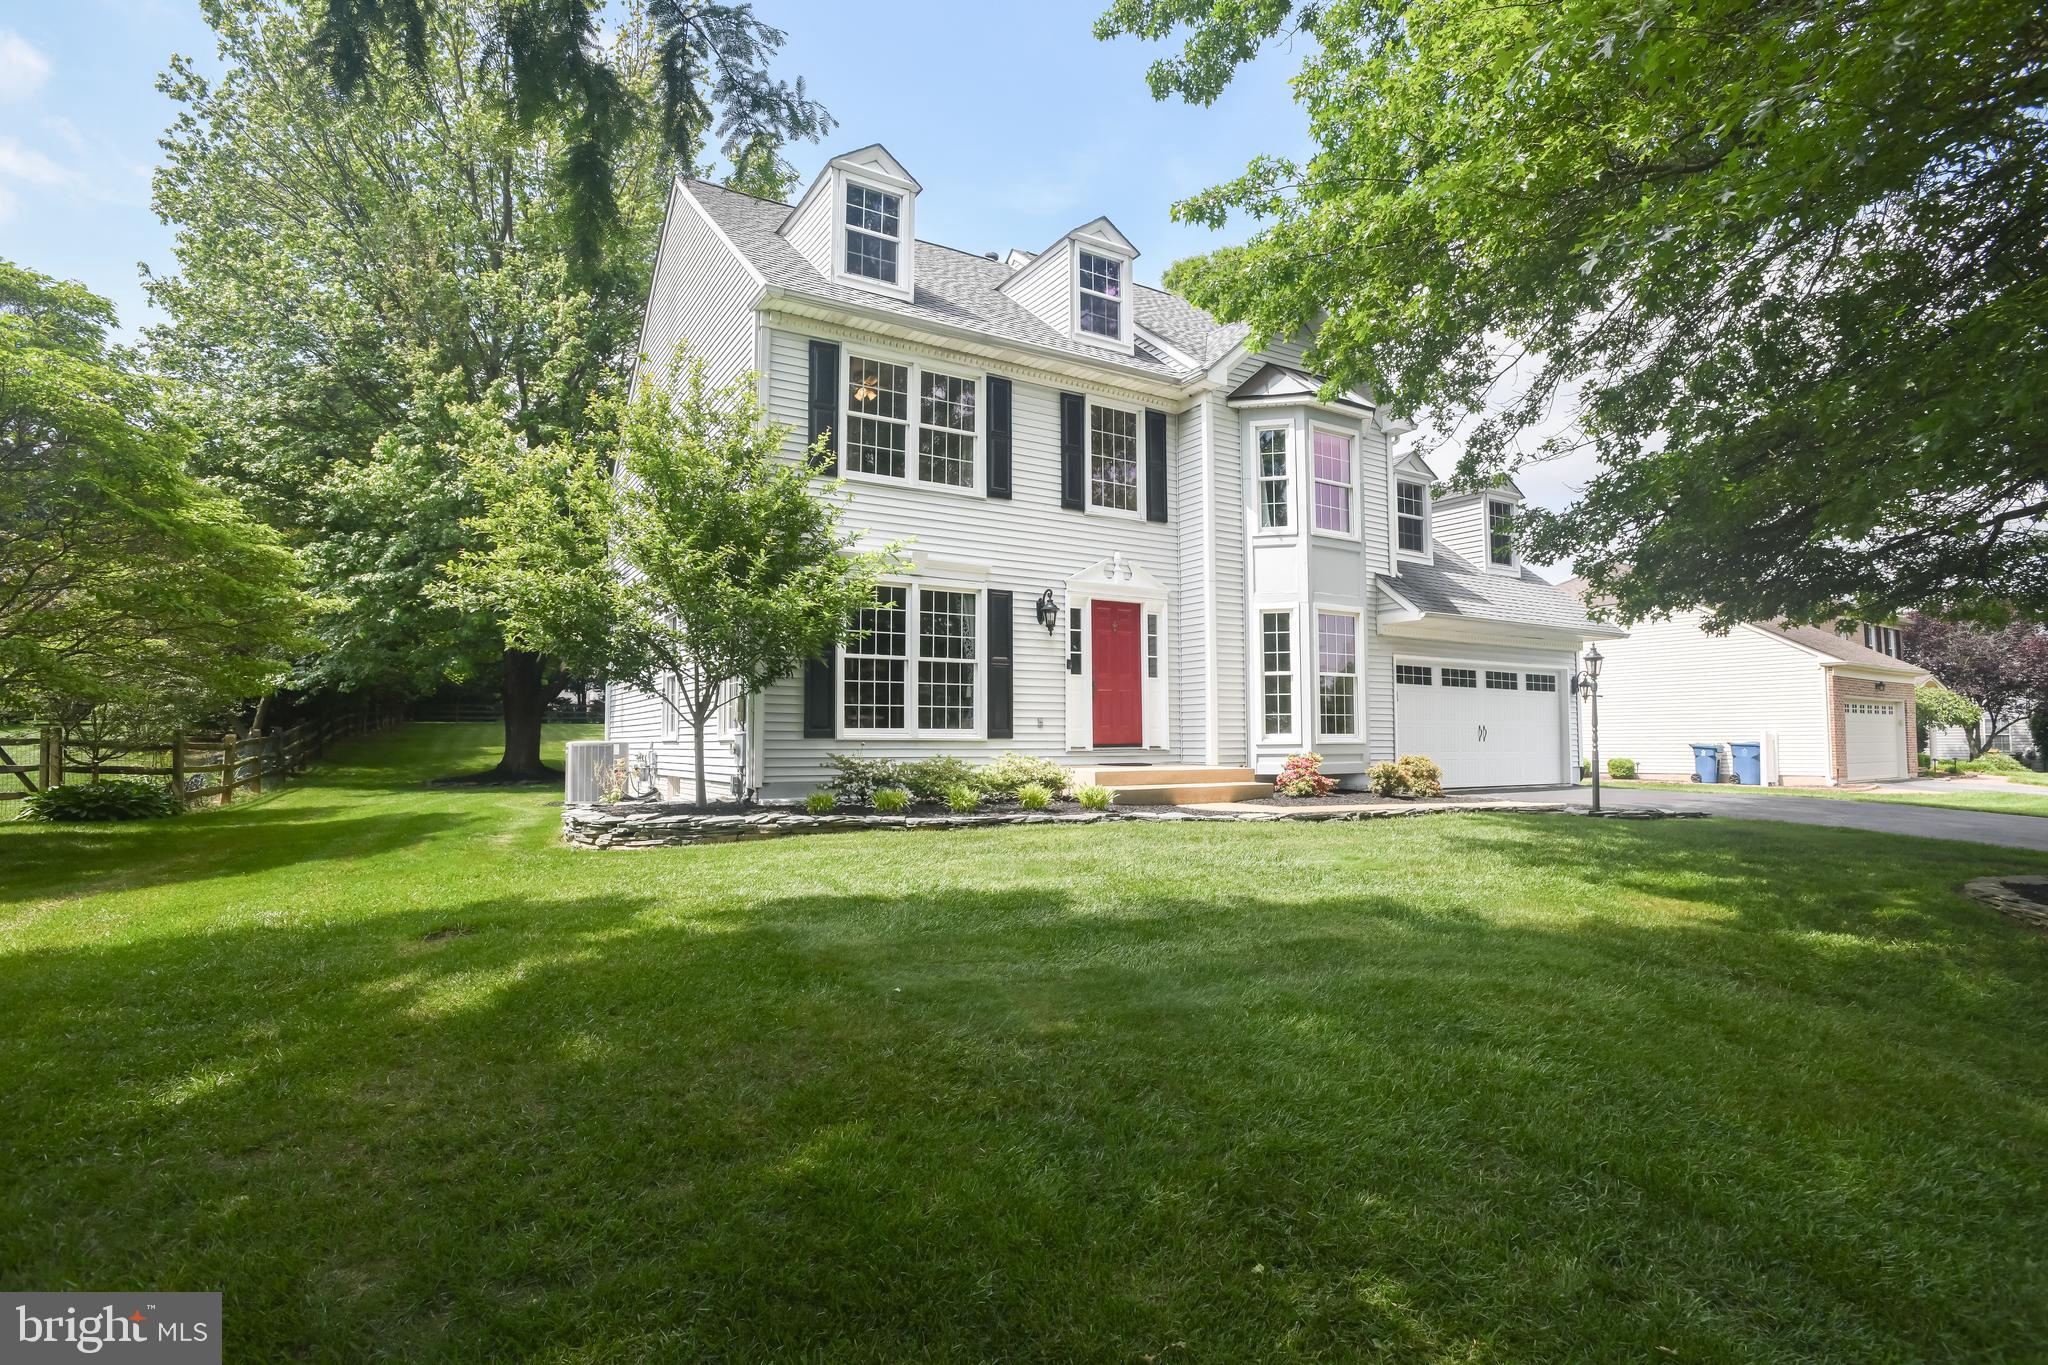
1237,791,1441,808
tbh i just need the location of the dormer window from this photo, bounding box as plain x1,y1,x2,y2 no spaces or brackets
844,182,901,284
1078,250,1122,339
1488,499,1516,567
1397,480,1429,555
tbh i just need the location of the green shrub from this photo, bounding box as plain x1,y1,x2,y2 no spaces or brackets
1394,754,1445,797
824,753,908,805
1366,761,1408,797
1015,782,1052,810
1917,751,1932,770
1607,757,1638,780
1961,751,2028,774
972,752,1069,797
871,786,911,814
944,784,981,813
16,778,182,823
1075,784,1113,811
902,756,978,802
804,791,836,815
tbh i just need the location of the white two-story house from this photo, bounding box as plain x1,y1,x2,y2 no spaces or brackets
608,144,1619,800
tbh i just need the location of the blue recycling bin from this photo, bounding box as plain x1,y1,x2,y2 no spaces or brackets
1689,743,1720,783
1730,742,1762,786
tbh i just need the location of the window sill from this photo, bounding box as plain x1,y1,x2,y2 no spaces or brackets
841,469,982,499
1310,527,1362,544
1084,502,1147,523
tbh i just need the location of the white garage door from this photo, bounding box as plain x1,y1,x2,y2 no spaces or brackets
1844,701,1904,781
1394,663,1565,788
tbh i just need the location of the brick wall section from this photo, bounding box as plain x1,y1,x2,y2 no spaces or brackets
1827,673,1918,781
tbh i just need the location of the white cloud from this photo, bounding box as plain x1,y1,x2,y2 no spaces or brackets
0,136,86,190
0,31,51,103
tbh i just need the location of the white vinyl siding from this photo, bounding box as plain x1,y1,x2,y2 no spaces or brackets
1000,239,1073,334
1576,612,1829,781
635,183,761,394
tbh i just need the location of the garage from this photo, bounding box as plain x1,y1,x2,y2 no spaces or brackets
1844,700,1906,781
1394,661,1567,788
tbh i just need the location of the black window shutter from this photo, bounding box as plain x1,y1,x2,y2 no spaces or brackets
985,375,1012,500
802,645,835,738
807,339,839,475
986,591,1013,739
1059,391,1085,510
1144,408,1169,522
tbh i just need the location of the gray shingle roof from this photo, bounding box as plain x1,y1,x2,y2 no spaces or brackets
1754,622,1926,673
682,179,1241,382
1381,549,1622,636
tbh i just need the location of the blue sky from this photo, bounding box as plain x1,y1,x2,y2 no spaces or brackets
0,0,1311,340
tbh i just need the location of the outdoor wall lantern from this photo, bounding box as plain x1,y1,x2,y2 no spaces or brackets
1035,589,1059,634
1875,680,1887,691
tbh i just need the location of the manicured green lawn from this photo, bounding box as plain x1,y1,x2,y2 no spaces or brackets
1603,776,2048,818
6,724,2047,1361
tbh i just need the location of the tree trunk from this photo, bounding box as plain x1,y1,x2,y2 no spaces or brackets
693,712,709,807
444,649,557,783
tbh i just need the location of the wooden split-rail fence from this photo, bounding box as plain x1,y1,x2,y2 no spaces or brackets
0,708,403,810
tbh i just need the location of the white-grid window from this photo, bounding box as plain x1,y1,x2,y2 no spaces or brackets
1146,613,1159,679
843,586,908,732
1312,430,1354,534
1316,612,1358,737
1068,607,1083,674
1488,500,1515,566
1078,250,1123,338
846,354,978,490
917,369,976,487
1443,668,1477,688
1256,427,1289,530
1261,611,1294,737
844,182,901,283
846,355,908,479
917,589,978,733
1486,670,1519,690
1089,403,1140,513
1525,673,1557,693
660,674,681,740
1397,481,1427,554
1396,664,1432,686
842,585,980,736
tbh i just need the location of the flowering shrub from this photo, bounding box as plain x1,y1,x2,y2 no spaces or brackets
1275,752,1336,798
1366,761,1407,797
1395,754,1444,797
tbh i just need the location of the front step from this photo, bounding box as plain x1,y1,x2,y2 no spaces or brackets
1066,765,1266,806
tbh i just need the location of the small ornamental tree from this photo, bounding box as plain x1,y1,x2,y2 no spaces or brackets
447,352,895,804
1902,614,2048,757
1913,683,1982,754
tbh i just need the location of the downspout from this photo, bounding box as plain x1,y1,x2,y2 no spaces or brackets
1200,395,1220,766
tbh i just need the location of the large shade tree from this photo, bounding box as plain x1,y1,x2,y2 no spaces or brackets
149,0,824,778
1102,0,2048,629
0,260,303,721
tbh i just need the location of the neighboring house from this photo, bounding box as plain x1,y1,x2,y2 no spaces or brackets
1928,708,2036,762
609,144,1615,799
1561,590,1927,784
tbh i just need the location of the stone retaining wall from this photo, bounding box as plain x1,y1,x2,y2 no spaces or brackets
561,798,1614,849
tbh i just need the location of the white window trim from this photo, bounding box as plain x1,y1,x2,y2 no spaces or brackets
1251,420,1293,538
1085,398,1145,520
1071,245,1133,351
660,674,682,741
838,344,984,499
837,578,985,741
1485,497,1519,573
1258,607,1300,744
1308,422,1360,541
833,171,914,299
1313,606,1363,741
1393,477,1433,563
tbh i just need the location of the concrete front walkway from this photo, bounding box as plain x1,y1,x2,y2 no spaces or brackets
1465,783,2048,853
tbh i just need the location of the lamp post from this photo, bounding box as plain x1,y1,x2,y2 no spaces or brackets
1583,644,1604,814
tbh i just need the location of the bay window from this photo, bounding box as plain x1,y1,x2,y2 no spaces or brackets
1261,611,1294,737
1312,429,1353,534
1316,612,1358,738
1256,427,1289,530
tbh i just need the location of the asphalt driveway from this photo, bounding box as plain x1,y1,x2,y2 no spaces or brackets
1462,783,2048,853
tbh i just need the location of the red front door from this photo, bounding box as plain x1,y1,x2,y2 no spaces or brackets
1091,601,1143,747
